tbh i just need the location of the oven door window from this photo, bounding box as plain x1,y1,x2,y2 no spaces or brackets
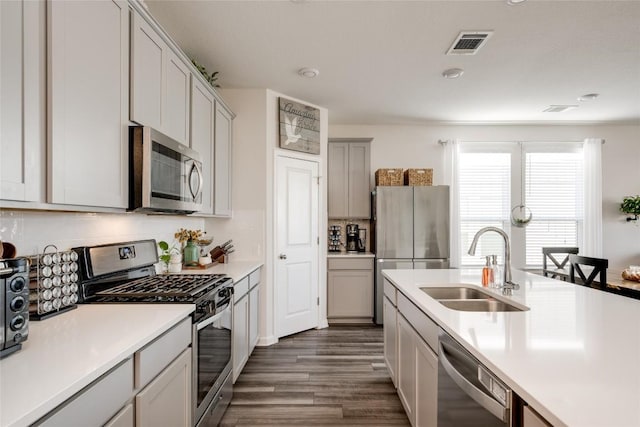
151,141,183,201
196,307,231,407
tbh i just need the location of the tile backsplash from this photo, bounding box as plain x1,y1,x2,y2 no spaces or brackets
328,219,371,253
0,210,205,256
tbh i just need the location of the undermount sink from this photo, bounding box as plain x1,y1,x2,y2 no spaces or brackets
420,286,529,312
439,299,527,312
420,286,490,300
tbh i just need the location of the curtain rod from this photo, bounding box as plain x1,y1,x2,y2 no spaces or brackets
438,139,605,145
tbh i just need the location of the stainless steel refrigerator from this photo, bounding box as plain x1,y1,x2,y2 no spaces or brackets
372,185,450,324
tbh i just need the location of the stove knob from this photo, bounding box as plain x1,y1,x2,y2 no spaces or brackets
9,276,26,292
10,296,26,312
10,315,25,331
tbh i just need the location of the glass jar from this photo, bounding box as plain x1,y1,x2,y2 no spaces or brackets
183,241,199,266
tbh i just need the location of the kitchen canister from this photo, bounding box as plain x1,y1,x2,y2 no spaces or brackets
27,245,79,320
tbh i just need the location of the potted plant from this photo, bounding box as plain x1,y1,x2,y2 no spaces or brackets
175,228,204,266
620,195,640,222
157,240,180,273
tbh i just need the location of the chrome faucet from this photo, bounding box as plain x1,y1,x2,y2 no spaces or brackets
468,227,519,294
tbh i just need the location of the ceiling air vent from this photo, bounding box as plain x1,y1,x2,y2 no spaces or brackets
446,31,493,55
543,105,579,113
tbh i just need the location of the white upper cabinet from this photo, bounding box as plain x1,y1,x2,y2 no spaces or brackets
48,0,129,208
0,0,45,202
190,78,215,214
165,50,191,144
130,12,162,130
214,101,233,217
131,10,190,146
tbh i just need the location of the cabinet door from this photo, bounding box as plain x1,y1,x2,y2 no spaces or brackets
214,102,233,217
136,348,192,427
327,269,373,318
48,0,129,208
105,403,134,427
130,11,163,130
249,284,260,354
348,142,371,218
327,142,349,218
523,406,552,427
1,0,45,202
164,49,190,145
232,294,249,382
397,314,416,426
190,78,215,214
383,296,398,387
415,336,438,427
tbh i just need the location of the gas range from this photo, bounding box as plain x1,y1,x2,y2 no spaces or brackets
74,240,233,322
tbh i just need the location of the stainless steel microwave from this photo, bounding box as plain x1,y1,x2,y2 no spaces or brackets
129,126,203,214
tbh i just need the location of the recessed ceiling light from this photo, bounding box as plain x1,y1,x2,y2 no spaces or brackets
506,0,527,5
578,93,599,102
442,68,464,79
298,67,319,78
543,105,579,113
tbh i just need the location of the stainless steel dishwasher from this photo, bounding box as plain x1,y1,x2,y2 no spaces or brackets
438,330,519,427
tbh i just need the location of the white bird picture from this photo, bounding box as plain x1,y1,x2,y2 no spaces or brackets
284,115,302,145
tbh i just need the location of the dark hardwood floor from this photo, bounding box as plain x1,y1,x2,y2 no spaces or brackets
220,325,410,426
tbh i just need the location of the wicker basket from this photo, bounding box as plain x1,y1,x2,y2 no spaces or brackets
404,168,433,186
375,169,403,186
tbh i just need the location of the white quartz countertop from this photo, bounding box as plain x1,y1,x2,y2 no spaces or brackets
382,269,640,427
327,252,375,258
0,304,194,427
175,260,263,282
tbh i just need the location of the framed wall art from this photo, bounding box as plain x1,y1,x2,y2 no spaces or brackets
278,97,320,155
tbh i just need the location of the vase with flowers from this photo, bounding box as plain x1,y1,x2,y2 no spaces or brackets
175,228,204,266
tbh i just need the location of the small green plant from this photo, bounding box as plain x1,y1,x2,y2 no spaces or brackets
620,195,640,221
191,59,220,88
158,240,179,266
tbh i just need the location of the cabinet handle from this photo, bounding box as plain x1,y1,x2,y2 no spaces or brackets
279,254,287,260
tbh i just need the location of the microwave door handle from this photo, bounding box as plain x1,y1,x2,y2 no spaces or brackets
188,162,204,200
438,341,508,422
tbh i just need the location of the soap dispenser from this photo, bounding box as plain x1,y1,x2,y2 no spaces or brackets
491,255,502,288
482,256,494,287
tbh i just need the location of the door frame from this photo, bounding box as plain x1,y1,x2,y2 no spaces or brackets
272,151,327,340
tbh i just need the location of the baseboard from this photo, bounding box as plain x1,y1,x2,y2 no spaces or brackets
256,335,278,347
327,317,374,325
317,319,329,329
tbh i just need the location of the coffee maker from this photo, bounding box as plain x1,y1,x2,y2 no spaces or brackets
346,224,359,253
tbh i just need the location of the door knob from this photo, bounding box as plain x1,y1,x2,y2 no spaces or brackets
279,254,287,260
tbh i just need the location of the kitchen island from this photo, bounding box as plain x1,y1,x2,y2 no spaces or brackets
383,268,640,427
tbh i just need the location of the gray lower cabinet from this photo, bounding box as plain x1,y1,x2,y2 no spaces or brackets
387,282,438,427
327,257,374,323
36,318,192,427
328,139,371,219
232,267,262,382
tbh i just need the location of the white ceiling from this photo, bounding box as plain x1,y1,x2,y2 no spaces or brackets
146,0,640,125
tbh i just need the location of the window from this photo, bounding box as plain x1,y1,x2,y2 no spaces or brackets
458,143,583,268
524,148,583,266
459,150,511,266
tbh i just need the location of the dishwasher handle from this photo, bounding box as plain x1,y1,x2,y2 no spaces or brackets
438,341,508,423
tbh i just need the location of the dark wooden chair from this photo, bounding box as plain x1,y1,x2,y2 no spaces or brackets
569,255,608,289
542,247,579,281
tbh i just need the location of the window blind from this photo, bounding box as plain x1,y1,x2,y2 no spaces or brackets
525,151,583,266
459,152,511,266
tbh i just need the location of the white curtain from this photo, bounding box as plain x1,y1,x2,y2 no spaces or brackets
443,140,461,267
582,138,603,257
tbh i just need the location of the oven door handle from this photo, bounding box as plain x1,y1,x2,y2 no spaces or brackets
196,303,231,331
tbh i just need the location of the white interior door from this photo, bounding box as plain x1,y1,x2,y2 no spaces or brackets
276,155,319,338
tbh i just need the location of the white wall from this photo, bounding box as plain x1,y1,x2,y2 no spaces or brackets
330,123,640,270
0,209,204,256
